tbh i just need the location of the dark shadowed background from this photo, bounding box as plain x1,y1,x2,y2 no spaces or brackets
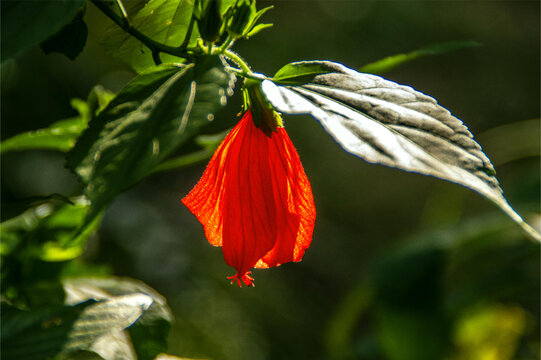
2,1,539,359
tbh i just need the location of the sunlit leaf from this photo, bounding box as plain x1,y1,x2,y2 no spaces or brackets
62,294,153,357
1,0,86,61
101,0,235,72
0,287,156,360
263,60,540,242
63,277,173,360
359,40,481,75
101,0,193,72
67,56,234,232
245,23,273,38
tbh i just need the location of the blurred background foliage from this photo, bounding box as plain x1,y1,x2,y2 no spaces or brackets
1,1,539,359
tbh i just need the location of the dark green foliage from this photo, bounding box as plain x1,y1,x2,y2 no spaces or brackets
1,277,172,360
374,245,449,360
1,0,86,61
41,7,88,61
1,302,88,360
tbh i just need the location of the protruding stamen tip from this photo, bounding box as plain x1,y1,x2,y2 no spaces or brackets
227,271,255,287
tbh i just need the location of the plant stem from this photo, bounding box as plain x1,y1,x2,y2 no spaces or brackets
224,66,269,81
222,49,252,74
112,0,128,25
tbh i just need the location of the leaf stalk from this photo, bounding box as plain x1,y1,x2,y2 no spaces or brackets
221,49,251,74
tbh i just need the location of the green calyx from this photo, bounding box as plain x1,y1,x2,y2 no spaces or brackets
243,79,283,136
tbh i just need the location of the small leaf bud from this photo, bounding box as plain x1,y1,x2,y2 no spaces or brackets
197,0,224,43
226,0,255,38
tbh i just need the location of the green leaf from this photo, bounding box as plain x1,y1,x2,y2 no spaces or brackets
1,0,86,61
40,8,88,61
359,40,481,75
1,193,74,223
101,0,239,73
0,196,100,262
262,60,540,242
62,294,153,357
101,0,195,72
0,100,87,154
63,277,173,360
245,23,273,38
1,282,159,360
1,87,114,155
67,56,234,231
273,61,335,85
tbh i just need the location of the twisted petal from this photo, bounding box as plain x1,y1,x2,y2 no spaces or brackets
182,111,316,286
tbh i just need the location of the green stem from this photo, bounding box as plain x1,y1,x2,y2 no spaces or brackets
112,0,128,24
91,0,191,59
178,0,198,52
224,66,269,81
222,49,252,74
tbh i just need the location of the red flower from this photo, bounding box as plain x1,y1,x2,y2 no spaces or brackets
182,110,316,287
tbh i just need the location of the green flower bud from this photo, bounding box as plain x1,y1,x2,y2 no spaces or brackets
197,0,223,43
226,0,255,37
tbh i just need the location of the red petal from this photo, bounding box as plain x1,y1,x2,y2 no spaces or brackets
182,111,316,279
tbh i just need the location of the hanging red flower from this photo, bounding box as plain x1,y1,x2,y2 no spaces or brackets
182,104,316,287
